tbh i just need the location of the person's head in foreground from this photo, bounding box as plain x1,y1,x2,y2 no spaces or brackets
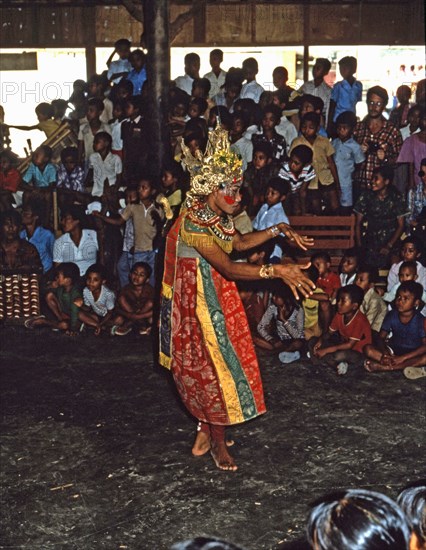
171,536,245,550
306,488,412,550
397,481,426,550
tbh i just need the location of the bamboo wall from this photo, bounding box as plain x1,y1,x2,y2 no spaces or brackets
0,1,424,49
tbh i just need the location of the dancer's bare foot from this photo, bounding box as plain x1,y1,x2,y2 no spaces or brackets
210,441,238,471
192,431,211,456
192,430,234,457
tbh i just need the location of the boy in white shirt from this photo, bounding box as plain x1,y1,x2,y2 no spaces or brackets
88,132,122,198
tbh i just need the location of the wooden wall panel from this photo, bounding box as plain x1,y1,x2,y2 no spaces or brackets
0,2,424,48
360,4,413,44
95,6,141,46
37,7,85,46
255,5,303,44
205,5,252,44
0,8,36,47
308,5,360,45
170,4,194,46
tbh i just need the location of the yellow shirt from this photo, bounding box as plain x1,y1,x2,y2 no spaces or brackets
290,135,335,189
303,287,323,328
37,118,61,138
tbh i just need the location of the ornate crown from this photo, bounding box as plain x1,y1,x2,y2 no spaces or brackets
180,125,243,196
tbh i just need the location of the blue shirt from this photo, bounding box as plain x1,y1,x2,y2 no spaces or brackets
23,162,57,188
252,202,289,259
20,226,55,273
126,67,147,95
381,309,426,351
332,137,365,206
107,58,132,84
330,79,363,121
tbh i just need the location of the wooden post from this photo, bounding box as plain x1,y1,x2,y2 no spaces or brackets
143,0,170,181
84,6,97,80
303,5,310,83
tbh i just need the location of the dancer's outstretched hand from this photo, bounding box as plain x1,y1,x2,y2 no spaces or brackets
274,262,315,300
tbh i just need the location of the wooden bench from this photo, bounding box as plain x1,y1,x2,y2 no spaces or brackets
286,215,356,268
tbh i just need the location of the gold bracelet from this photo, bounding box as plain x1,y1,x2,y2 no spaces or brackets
268,225,280,237
259,264,275,279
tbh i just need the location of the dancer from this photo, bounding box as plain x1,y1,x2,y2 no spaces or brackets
159,126,315,472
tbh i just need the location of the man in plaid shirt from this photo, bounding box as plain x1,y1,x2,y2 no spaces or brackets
353,86,403,201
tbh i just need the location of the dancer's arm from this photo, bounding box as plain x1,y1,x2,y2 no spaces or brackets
233,222,314,253
194,240,315,300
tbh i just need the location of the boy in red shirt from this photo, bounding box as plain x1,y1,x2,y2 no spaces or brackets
312,251,341,332
308,284,372,375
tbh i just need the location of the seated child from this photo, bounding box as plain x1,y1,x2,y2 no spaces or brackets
252,104,287,163
383,261,426,312
25,262,82,335
332,111,365,214
57,146,85,193
254,283,305,363
252,177,290,263
22,145,56,190
22,145,57,226
339,247,359,286
354,265,387,335
243,142,280,215
302,264,329,340
87,131,122,198
309,284,372,375
312,251,341,332
364,281,426,379
0,149,21,211
278,144,315,215
111,261,154,336
74,263,116,335
387,235,426,290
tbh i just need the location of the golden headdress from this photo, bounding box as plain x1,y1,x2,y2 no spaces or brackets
180,125,243,197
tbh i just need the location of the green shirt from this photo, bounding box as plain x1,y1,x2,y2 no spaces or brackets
54,286,82,331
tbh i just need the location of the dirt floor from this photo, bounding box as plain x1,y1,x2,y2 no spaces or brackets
0,325,424,550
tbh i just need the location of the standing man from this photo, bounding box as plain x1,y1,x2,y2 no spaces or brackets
353,86,403,201
203,49,227,99
174,53,200,96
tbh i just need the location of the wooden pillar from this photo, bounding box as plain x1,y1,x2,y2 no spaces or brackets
303,5,310,83
143,0,170,181
84,6,97,80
